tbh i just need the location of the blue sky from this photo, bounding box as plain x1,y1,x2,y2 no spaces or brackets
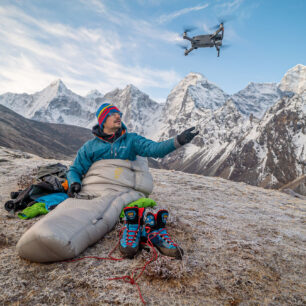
0,0,305,102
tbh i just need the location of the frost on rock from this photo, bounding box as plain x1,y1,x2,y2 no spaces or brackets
0,147,305,305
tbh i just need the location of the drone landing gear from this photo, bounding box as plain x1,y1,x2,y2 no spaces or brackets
215,46,220,57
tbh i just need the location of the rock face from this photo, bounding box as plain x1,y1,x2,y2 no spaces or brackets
0,147,305,305
214,93,305,189
0,64,305,192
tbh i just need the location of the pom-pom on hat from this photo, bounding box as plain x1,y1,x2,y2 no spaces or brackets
96,103,122,127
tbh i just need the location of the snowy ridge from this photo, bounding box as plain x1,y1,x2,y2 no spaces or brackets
163,72,229,120
214,92,305,189
231,82,282,119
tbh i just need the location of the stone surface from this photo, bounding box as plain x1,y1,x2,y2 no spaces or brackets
0,147,305,305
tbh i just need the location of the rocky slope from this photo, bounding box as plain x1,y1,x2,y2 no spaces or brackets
0,104,92,159
214,93,305,188
0,147,305,305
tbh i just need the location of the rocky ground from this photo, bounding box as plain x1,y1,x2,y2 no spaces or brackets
0,146,305,305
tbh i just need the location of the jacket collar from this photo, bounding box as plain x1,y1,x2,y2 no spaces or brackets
92,123,127,143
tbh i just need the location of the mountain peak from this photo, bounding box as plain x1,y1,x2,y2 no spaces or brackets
123,84,147,98
50,79,67,92
279,64,306,95
125,84,140,92
182,72,210,85
85,89,103,99
186,72,206,79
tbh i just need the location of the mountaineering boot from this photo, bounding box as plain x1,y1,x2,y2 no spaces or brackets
144,210,184,260
119,207,145,258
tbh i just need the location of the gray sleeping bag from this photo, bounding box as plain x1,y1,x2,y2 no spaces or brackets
16,157,153,262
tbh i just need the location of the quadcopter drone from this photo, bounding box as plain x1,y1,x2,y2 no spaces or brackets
182,22,225,57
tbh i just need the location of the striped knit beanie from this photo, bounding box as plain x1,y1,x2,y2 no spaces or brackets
96,103,122,127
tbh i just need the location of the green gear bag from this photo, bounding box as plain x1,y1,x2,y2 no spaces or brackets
120,198,156,218
18,202,49,220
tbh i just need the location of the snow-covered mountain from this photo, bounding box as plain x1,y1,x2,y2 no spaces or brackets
214,93,305,189
0,64,305,192
152,73,228,142
231,82,282,119
157,64,305,191
0,80,103,127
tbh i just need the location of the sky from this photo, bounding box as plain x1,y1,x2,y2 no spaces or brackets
0,0,305,102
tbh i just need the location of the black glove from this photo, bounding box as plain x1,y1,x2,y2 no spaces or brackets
67,182,81,197
177,127,199,146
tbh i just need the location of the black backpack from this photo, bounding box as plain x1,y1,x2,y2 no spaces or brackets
4,163,68,213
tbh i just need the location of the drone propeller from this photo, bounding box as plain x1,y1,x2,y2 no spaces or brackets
220,44,231,49
177,43,188,50
212,22,224,30
212,15,235,29
183,26,197,34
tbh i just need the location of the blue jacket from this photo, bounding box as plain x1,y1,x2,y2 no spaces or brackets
67,125,177,185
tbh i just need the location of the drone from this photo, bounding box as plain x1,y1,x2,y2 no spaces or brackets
182,22,225,57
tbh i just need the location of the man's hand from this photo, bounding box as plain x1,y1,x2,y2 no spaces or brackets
177,127,199,146
67,182,81,198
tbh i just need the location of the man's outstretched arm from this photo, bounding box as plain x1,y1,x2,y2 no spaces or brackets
133,127,199,158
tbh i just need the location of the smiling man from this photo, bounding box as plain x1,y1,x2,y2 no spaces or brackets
67,102,199,197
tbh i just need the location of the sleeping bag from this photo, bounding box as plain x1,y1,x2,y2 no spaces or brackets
16,157,153,262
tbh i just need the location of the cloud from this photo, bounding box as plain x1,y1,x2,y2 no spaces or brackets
77,1,181,44
158,3,209,24
215,0,244,15
79,0,106,14
0,4,181,96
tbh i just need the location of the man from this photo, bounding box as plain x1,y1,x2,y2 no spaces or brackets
66,103,198,259
67,103,199,196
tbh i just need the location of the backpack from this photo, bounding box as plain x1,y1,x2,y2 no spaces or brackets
4,163,68,213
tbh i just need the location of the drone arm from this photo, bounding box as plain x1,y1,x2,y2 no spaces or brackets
220,27,224,40
184,47,195,56
211,25,224,39
183,34,195,43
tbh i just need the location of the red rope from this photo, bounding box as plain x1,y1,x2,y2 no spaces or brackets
63,226,161,304
107,229,159,304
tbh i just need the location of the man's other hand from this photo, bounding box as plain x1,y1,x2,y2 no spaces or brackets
67,182,81,197
177,127,199,145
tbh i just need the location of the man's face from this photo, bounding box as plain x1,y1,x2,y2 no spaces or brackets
103,112,122,132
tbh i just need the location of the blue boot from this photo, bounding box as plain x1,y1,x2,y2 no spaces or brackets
144,210,184,259
119,207,145,258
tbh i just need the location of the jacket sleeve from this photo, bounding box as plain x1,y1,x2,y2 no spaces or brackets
132,134,177,158
67,143,93,186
